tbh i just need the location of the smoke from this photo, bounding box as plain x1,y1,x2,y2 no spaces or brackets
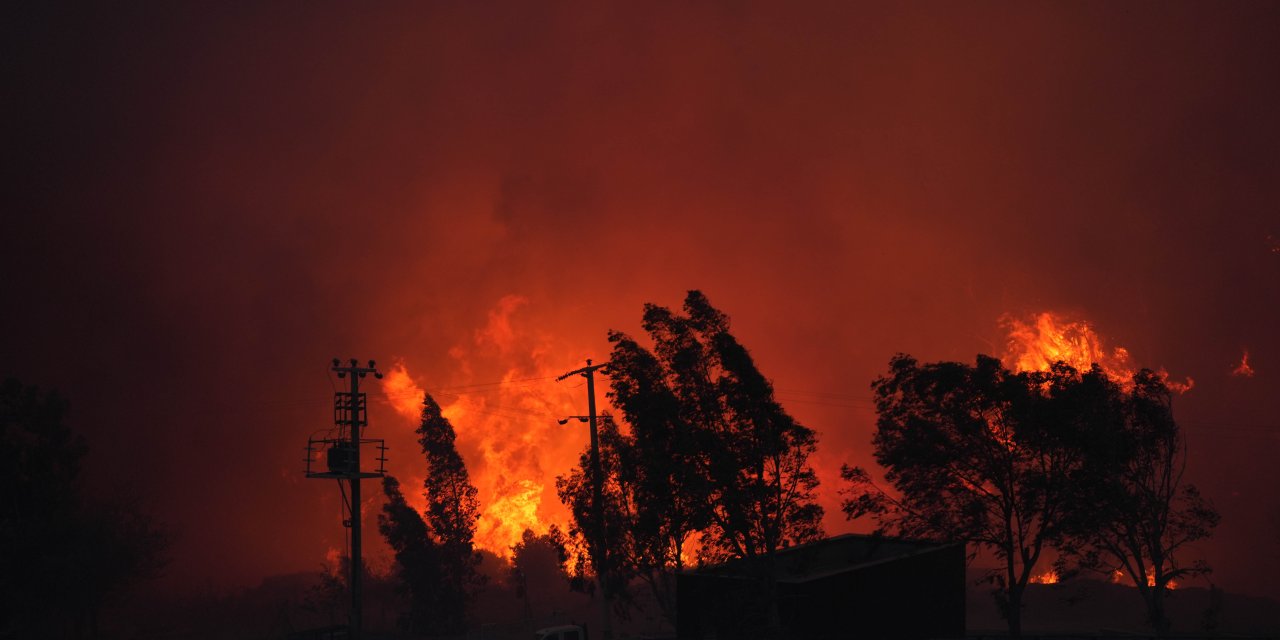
3,0,1278,600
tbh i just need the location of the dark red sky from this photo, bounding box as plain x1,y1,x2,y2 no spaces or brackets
4,2,1278,599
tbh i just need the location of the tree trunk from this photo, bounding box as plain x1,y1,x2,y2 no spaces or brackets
1148,585,1171,635
765,553,783,638
1006,586,1023,638
649,570,678,630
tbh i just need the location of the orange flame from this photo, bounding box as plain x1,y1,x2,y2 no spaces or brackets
382,360,426,421
379,296,591,559
473,478,544,556
1002,312,1193,393
1110,569,1177,590
1003,312,1136,381
1232,350,1255,377
1031,569,1060,584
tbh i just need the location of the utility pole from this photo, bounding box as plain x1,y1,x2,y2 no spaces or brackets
557,359,612,640
306,358,383,640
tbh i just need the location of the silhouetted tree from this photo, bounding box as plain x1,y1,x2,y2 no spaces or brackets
378,475,442,632
609,328,711,624
301,564,347,627
65,499,171,634
508,526,571,622
0,379,170,638
560,291,823,632
843,356,1098,637
378,392,482,634
556,414,641,618
646,293,823,559
1,379,80,633
416,394,483,618
1058,369,1219,634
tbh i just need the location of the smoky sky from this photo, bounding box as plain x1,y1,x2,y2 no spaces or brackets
4,2,1279,599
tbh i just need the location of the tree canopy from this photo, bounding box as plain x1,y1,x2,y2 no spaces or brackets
378,475,443,632
508,526,574,622
378,392,482,635
844,355,1218,635
1059,369,1219,633
0,379,169,638
559,290,824,629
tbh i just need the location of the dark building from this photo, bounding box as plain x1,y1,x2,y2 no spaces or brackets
677,534,965,640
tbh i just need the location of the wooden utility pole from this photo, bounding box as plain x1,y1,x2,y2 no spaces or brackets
557,359,612,640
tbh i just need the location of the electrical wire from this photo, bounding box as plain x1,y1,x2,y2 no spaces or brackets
337,479,351,568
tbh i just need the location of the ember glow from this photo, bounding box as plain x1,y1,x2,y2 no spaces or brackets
1233,350,1256,377
1105,570,1182,588
1109,569,1178,590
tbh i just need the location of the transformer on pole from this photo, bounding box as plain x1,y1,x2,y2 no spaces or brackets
303,358,385,640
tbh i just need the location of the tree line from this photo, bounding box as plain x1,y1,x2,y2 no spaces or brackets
377,290,1218,637
0,380,171,638
843,355,1218,635
1,292,1218,637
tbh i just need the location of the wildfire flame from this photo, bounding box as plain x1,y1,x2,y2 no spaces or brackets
382,361,426,421
1232,350,1255,377
1003,312,1136,381
378,295,591,559
1110,569,1177,590
1002,312,1193,393
1031,569,1060,584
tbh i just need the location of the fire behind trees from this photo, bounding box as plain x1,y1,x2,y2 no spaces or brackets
378,394,484,635
843,355,1219,636
557,290,825,633
374,293,1220,637
377,291,826,633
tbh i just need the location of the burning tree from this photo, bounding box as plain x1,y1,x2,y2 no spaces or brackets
378,393,482,634
843,355,1100,637
559,291,823,631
